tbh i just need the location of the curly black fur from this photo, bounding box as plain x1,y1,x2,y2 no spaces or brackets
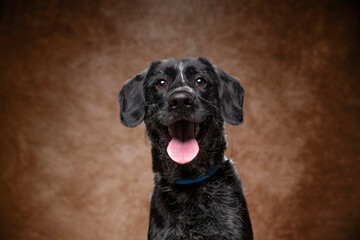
119,58,253,240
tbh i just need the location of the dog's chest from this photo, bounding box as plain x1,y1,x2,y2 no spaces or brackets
151,181,245,239
179,188,242,236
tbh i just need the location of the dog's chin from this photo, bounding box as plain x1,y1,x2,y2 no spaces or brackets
160,117,210,165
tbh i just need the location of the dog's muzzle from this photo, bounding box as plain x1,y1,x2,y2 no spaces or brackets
166,90,200,165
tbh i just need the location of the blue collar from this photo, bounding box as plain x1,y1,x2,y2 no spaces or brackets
176,166,220,185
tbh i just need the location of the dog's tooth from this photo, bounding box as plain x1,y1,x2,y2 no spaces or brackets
194,123,200,137
168,126,173,137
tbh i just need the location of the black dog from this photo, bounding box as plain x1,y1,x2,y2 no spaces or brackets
119,58,253,240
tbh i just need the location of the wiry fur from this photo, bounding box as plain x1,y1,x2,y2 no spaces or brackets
119,58,253,240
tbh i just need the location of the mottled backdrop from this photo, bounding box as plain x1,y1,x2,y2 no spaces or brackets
0,0,359,239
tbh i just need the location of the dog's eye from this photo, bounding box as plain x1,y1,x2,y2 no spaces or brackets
156,79,167,88
195,77,206,87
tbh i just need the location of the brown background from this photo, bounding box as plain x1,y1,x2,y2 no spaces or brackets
0,0,359,239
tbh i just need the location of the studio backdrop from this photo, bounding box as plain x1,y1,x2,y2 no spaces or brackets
0,0,359,239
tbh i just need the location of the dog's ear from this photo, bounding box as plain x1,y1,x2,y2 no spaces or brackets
118,72,146,128
215,67,244,125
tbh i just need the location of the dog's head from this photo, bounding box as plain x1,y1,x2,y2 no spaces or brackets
119,58,244,182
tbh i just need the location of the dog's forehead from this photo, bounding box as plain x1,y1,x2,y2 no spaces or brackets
150,58,212,74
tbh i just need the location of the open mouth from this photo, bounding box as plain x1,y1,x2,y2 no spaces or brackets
165,119,206,165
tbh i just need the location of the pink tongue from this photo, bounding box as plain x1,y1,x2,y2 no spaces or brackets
166,120,199,164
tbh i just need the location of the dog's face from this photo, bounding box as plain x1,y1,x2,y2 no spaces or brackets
119,58,244,182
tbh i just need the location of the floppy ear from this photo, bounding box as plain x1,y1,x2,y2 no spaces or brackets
118,72,146,128
215,67,244,125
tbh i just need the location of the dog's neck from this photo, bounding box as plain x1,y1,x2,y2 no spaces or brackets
175,165,220,184
155,156,229,185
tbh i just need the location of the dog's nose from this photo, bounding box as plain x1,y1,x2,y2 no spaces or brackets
169,91,194,110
